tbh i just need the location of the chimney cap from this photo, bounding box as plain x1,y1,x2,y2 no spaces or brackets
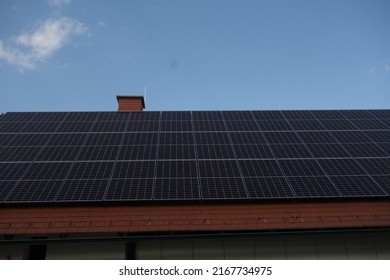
116,95,145,110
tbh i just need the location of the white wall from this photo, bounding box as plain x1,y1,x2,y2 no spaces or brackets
1,232,389,260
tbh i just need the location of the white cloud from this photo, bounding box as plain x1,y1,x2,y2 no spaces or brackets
48,0,71,8
369,59,390,74
98,21,107,27
0,17,86,70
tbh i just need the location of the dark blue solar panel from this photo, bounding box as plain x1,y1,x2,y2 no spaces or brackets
296,131,338,144
355,158,390,175
113,161,155,178
306,144,351,158
158,145,195,159
256,120,294,131
279,159,326,177
66,162,114,179
239,159,283,177
0,163,31,180
106,178,154,200
199,160,241,178
154,178,199,200
161,111,191,121
0,147,43,161
126,121,159,132
229,132,267,144
6,180,63,202
193,120,226,131
244,177,294,198
197,145,235,159
287,120,326,131
91,121,127,132
118,145,157,160
225,120,260,131
0,180,17,202
56,179,108,201
160,121,193,131
157,160,197,178
47,133,87,146
76,146,120,161
222,111,255,120
122,133,158,145
1,109,389,203
286,176,340,197
341,143,388,158
317,159,367,176
329,176,386,197
200,177,247,199
0,133,17,146
270,144,312,159
35,146,82,161
160,133,194,145
234,144,274,159
6,134,51,146
263,132,302,144
22,162,72,180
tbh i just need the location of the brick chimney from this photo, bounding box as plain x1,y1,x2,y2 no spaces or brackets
116,95,145,112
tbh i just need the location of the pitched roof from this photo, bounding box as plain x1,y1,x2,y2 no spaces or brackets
0,109,390,205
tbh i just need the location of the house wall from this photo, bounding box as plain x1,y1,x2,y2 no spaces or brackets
1,232,389,260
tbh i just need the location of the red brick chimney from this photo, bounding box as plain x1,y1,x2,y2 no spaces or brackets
116,95,145,112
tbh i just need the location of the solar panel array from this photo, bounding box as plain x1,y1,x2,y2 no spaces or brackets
0,109,390,204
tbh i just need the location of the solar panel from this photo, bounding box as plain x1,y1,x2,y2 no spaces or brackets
234,144,274,159
329,176,387,197
119,145,157,160
286,176,340,197
1,109,389,204
278,159,326,177
106,178,154,200
239,159,284,177
197,145,235,159
158,145,195,159
244,177,294,198
56,179,108,201
154,178,199,200
6,180,63,202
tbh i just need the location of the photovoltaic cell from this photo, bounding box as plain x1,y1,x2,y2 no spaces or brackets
317,159,367,176
199,160,241,177
329,176,386,197
278,159,326,177
256,120,294,131
0,180,17,202
306,144,351,158
0,163,31,180
200,177,247,199
154,178,199,200
244,177,294,198
106,178,154,200
197,145,235,159
156,160,197,178
118,145,157,160
286,176,340,197
56,179,108,201
225,120,259,131
234,144,274,159
113,161,155,178
1,109,389,203
35,146,82,161
270,144,312,159
229,132,267,144
239,160,283,177
6,180,63,202
158,145,195,159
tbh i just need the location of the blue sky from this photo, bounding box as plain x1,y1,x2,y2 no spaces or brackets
0,0,389,112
